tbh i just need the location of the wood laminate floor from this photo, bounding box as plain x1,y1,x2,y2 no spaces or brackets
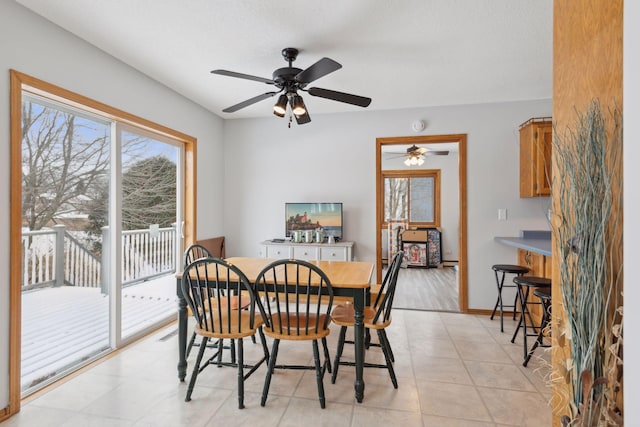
391,266,459,312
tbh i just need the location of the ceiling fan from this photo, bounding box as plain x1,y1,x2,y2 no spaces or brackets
210,47,371,125
386,145,449,166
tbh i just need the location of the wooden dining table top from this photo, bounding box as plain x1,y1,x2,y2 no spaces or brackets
177,257,374,289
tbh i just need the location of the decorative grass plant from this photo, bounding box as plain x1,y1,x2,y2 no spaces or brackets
553,100,623,426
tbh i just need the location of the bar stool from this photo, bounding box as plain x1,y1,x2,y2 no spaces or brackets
490,264,530,332
523,287,552,366
510,276,551,365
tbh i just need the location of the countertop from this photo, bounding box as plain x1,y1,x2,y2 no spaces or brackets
494,236,552,257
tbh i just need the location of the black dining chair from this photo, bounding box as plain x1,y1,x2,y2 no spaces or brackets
184,243,212,267
184,244,213,357
183,244,253,358
181,257,269,408
255,259,334,409
330,250,404,388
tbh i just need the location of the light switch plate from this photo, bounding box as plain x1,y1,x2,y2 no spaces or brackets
498,208,507,221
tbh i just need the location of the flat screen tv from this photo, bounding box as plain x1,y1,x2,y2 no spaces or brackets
285,202,343,239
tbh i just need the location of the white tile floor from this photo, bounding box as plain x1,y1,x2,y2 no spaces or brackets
2,311,552,427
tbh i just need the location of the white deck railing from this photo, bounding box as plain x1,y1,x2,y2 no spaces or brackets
21,224,177,292
122,227,177,285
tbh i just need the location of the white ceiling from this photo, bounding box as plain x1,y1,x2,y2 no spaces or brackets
14,0,552,120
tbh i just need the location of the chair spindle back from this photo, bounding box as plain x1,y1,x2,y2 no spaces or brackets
256,259,333,336
371,251,404,324
182,257,260,336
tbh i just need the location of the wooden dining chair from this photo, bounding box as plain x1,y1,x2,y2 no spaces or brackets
183,244,252,358
330,250,404,388
255,259,334,409
181,257,269,408
184,244,213,357
183,243,212,267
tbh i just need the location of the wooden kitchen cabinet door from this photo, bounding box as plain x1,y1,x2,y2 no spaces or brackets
518,248,545,276
517,249,548,325
519,117,552,197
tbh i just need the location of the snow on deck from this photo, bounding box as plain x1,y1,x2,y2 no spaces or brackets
21,274,177,390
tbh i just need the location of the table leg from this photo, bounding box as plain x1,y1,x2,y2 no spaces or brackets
353,288,365,403
176,278,187,381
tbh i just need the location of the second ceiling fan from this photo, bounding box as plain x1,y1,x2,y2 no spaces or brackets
211,47,371,125
386,145,449,166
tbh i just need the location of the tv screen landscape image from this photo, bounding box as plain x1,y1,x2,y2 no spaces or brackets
285,202,343,239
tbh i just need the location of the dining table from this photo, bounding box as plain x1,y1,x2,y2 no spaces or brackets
175,256,374,403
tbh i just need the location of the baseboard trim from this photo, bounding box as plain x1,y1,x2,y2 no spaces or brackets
0,406,11,423
465,308,493,316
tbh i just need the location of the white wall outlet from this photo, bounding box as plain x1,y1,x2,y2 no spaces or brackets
498,208,507,221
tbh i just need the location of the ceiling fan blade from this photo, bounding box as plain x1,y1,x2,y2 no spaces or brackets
295,58,342,84
294,111,311,125
222,92,278,113
425,150,449,156
308,87,372,107
211,69,275,85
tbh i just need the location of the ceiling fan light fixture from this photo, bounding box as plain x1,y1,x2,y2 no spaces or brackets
291,94,306,116
273,94,288,117
212,48,370,125
404,154,424,166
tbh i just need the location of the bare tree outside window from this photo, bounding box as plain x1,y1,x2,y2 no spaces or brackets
383,172,439,227
22,96,176,258
384,177,408,221
21,100,110,231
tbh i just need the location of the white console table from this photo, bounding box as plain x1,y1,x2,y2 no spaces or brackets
259,240,354,261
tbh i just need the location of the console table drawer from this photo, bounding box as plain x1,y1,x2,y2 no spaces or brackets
320,246,348,261
265,245,290,259
293,246,317,260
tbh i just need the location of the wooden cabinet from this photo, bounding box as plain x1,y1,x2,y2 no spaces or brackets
519,117,552,197
260,240,354,261
517,248,551,325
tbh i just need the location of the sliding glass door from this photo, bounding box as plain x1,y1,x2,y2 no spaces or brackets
119,127,181,340
20,94,183,394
